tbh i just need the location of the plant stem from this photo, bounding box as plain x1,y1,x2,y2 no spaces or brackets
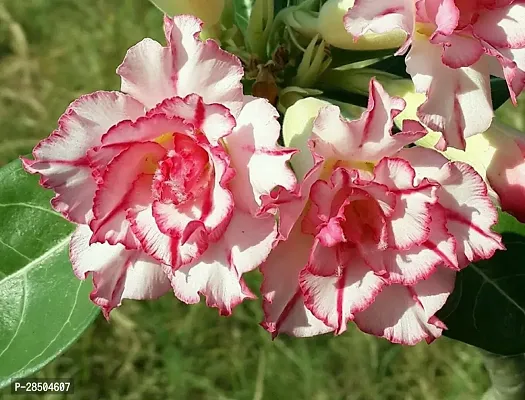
481,350,525,400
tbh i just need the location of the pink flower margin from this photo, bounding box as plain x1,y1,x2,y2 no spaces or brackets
22,15,297,318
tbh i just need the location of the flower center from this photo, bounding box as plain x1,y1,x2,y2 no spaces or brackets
415,22,435,38
343,197,384,245
322,158,375,180
152,134,212,205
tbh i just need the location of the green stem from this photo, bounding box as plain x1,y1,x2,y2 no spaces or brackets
481,351,525,400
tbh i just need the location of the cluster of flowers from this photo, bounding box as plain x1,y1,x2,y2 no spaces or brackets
23,0,525,345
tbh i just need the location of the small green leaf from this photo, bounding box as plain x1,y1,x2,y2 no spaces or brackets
491,77,512,111
439,211,525,355
0,159,99,388
233,0,256,35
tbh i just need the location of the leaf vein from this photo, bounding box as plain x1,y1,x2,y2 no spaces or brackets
0,203,60,217
0,276,29,360
471,264,525,317
0,237,32,261
11,280,85,376
2,236,72,282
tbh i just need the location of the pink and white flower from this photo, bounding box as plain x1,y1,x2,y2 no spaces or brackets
22,15,296,318
344,0,525,150
261,79,503,344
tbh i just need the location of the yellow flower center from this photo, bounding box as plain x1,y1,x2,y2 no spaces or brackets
415,23,435,37
154,132,175,146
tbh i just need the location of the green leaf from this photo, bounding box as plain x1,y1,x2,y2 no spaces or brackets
233,0,256,35
491,77,512,111
0,158,99,388
439,211,525,355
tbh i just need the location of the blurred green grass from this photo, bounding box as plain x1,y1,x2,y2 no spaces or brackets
0,0,490,398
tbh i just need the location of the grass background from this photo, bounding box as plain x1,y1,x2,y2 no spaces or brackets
0,0,490,398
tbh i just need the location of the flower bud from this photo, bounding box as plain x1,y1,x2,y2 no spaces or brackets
284,0,406,51
283,97,332,179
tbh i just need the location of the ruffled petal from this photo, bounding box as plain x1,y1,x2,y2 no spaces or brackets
433,161,504,265
225,96,297,215
354,266,456,345
361,206,458,285
260,227,333,337
311,79,426,162
21,91,145,224
70,225,170,318
432,32,485,68
152,142,234,243
89,142,166,248
117,16,244,114
396,147,448,183
406,37,493,150
300,247,386,335
373,158,437,250
99,113,193,147
128,204,208,268
166,210,276,315
473,3,525,49
148,94,235,145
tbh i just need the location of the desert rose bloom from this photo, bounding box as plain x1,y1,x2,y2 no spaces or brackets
22,15,296,318
344,0,525,151
260,79,503,344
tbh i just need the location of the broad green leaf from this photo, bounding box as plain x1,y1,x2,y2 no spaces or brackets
439,211,525,355
0,159,98,388
233,0,256,35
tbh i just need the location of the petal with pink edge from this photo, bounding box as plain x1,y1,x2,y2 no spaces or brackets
258,146,325,240
167,210,277,315
89,174,153,249
406,37,493,150
473,3,525,49
433,162,504,266
21,91,145,224
128,204,208,269
148,94,235,145
300,247,386,335
312,79,426,162
373,158,437,250
225,96,297,215
344,0,415,54
354,266,456,345
117,16,244,115
361,206,458,285
90,142,166,248
261,226,333,337
99,113,193,147
70,225,170,319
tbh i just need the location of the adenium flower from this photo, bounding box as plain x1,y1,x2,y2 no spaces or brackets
344,0,525,151
260,79,503,344
22,15,296,318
